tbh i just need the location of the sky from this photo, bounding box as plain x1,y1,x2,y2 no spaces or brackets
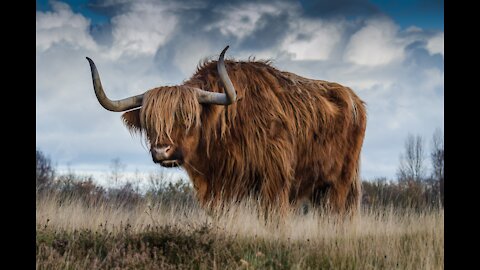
36,0,444,185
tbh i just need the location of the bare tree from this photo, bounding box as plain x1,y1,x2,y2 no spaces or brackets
431,128,444,204
36,150,55,188
130,168,142,194
147,170,169,194
108,158,126,187
397,134,426,183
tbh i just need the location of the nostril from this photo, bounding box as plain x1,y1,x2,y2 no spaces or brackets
152,145,174,159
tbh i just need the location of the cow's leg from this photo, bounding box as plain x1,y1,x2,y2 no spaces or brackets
190,175,208,205
191,175,226,216
310,182,349,215
310,183,329,211
337,162,362,217
326,184,349,215
257,141,295,219
320,177,361,217
257,184,289,227
259,175,292,219
344,174,361,217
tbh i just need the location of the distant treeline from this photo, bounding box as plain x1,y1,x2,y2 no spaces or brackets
36,150,197,210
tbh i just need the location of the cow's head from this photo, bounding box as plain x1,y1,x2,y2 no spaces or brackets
86,46,236,167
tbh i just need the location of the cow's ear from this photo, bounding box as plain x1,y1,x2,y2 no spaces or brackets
122,109,142,133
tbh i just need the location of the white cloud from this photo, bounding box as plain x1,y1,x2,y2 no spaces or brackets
281,19,345,61
205,3,285,40
173,41,215,75
344,17,406,66
426,32,444,58
108,2,178,59
420,68,444,94
36,1,97,51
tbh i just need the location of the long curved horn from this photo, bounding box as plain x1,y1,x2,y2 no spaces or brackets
196,46,237,105
86,57,144,112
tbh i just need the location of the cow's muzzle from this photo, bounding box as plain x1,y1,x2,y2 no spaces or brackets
151,145,182,167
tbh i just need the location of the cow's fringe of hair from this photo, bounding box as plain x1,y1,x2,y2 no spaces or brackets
139,86,201,146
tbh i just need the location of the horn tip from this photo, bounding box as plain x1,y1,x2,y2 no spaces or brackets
220,46,230,58
86,57,94,65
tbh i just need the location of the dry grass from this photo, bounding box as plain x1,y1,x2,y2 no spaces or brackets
36,193,444,269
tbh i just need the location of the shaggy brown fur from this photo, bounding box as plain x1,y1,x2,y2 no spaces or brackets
122,59,367,216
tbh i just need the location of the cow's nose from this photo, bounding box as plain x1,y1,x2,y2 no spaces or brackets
151,145,173,162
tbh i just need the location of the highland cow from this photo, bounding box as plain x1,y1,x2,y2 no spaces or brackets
86,46,367,216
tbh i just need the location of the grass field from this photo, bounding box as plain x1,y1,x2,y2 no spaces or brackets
36,193,443,269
